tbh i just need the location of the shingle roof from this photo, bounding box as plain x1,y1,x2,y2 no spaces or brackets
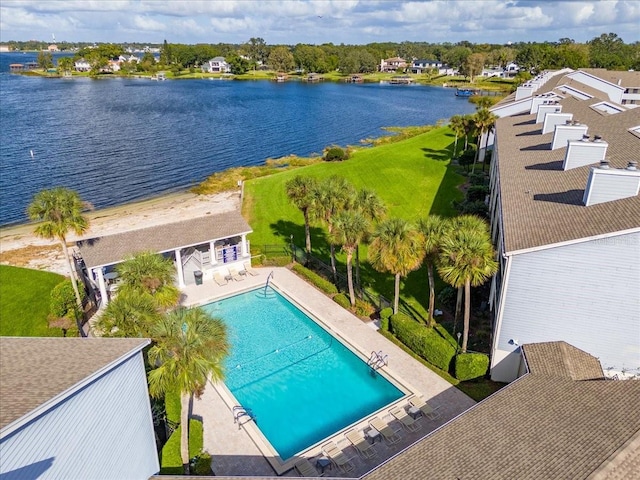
522,341,604,380
363,342,640,480
579,68,640,88
494,73,640,253
77,211,252,268
0,337,149,431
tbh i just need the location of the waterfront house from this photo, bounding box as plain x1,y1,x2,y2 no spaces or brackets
74,58,91,72
380,57,407,73
0,337,158,479
76,211,253,307
484,68,640,382
410,59,443,74
202,57,230,74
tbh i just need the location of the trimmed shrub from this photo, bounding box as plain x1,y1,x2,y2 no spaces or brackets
160,418,204,474
455,353,490,381
165,388,181,424
379,307,393,332
50,280,83,319
333,293,351,309
466,185,489,202
434,324,458,349
291,264,338,295
390,313,456,371
324,146,348,162
468,172,488,186
191,452,213,475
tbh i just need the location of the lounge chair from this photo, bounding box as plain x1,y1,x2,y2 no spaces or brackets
345,429,377,459
214,272,228,286
294,458,324,477
321,441,355,473
390,406,421,432
229,267,245,281
409,396,442,420
243,262,259,276
369,417,402,445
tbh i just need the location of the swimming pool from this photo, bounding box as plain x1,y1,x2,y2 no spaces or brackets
203,287,405,460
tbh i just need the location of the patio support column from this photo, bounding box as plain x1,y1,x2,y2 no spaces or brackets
210,241,217,265
95,268,108,307
174,249,185,287
241,234,249,257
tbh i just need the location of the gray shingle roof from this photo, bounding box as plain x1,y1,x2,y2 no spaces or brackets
0,337,149,431
363,342,640,480
494,74,640,253
76,211,252,268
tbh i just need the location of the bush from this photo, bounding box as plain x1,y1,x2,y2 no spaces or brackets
390,313,456,371
354,299,374,318
291,264,338,295
323,146,347,162
456,200,489,218
468,172,488,186
437,286,456,311
466,185,489,203
191,452,213,475
165,388,181,424
50,280,83,320
379,307,393,332
455,353,489,381
160,418,204,474
333,293,351,309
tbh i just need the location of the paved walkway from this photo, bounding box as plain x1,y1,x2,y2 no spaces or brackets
182,267,475,477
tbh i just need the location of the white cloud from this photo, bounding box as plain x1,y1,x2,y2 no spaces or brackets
133,15,166,32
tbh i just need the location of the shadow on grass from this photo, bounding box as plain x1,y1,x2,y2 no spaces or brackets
268,219,327,247
421,147,451,161
430,162,466,216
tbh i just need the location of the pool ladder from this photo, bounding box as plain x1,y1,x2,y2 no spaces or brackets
367,350,388,370
233,405,256,429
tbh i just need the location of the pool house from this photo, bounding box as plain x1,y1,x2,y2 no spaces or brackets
76,211,252,306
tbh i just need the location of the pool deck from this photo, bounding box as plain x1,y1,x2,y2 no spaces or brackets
182,267,476,478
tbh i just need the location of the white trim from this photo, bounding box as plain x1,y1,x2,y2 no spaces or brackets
490,254,513,367
505,227,640,257
0,342,150,437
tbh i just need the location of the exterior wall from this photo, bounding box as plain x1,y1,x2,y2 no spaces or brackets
491,232,640,382
491,98,532,118
0,353,159,479
567,71,624,104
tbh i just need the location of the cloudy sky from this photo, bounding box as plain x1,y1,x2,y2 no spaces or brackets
1,0,638,45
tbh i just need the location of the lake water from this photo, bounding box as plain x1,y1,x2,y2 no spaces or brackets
0,52,475,226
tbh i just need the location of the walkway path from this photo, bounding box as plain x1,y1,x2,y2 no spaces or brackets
182,267,475,477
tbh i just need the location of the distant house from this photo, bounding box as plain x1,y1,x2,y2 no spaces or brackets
0,337,159,479
107,59,120,72
481,67,504,78
380,57,407,73
47,44,59,52
410,59,443,74
74,58,91,72
119,54,140,64
503,61,520,77
202,56,230,73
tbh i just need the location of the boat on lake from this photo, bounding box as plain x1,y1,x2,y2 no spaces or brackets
455,88,477,97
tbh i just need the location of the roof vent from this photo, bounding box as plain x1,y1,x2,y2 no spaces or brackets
593,135,603,142
599,159,610,169
565,119,573,125
581,134,590,142
627,160,638,171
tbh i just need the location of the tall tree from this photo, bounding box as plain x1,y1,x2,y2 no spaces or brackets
94,291,161,338
472,108,498,172
353,188,387,288
588,33,629,69
438,218,497,352
285,175,319,256
417,215,445,326
268,46,295,73
369,218,424,314
148,307,229,474
330,210,369,307
116,251,180,310
28,188,89,329
313,176,356,285
449,115,466,158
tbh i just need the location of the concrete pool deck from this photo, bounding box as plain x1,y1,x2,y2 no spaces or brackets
182,267,476,477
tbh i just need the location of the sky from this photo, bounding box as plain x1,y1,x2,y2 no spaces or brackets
1,0,638,46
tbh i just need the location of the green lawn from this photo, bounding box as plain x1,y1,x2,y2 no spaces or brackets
244,126,465,320
0,265,65,336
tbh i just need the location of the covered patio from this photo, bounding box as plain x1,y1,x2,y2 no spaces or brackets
75,211,253,307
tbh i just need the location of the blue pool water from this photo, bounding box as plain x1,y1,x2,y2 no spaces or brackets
203,288,404,460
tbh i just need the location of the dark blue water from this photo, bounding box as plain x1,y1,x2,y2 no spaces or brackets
0,52,474,226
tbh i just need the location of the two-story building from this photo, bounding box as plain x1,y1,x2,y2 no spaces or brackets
380,57,407,73
202,56,230,74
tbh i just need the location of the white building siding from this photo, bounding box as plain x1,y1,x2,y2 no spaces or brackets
494,232,640,380
0,354,158,480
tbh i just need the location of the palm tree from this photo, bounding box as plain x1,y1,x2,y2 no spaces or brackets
312,176,356,284
417,215,445,327
438,226,497,353
116,251,180,310
94,291,161,338
368,218,424,314
330,211,369,307
353,188,387,288
462,114,476,151
285,175,319,256
28,187,89,327
472,108,498,172
444,215,490,331
148,307,229,474
449,115,466,159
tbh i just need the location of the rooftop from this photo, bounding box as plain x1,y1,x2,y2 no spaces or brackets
0,337,149,431
494,70,640,253
77,210,252,268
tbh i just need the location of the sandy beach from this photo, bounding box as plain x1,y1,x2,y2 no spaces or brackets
0,190,241,275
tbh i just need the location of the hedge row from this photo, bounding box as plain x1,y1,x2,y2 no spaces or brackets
390,313,456,371
160,418,204,474
455,353,490,381
291,263,338,295
379,307,393,332
333,293,350,309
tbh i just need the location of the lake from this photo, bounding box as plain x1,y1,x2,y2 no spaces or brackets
0,52,475,226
